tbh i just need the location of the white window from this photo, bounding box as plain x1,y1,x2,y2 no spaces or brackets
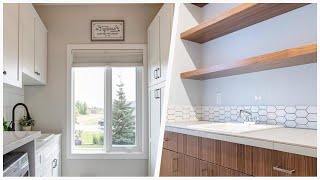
67,44,147,159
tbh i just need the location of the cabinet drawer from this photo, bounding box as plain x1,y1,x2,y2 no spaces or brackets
160,149,179,176
199,137,221,165
177,133,199,158
253,147,317,176
220,141,253,175
163,131,178,151
272,150,317,176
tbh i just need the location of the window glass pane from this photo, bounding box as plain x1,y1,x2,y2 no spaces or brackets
112,67,136,146
73,67,105,150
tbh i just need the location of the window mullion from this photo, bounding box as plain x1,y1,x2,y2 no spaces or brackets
105,66,113,152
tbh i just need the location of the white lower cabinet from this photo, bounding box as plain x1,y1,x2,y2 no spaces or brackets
149,82,165,176
35,134,61,177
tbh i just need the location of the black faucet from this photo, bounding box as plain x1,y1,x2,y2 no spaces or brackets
8,103,32,131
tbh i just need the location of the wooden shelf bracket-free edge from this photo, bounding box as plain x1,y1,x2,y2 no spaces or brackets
180,43,317,80
181,3,309,44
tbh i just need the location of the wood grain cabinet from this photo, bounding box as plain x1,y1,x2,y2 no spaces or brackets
161,131,317,177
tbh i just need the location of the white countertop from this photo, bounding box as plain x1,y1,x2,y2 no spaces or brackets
3,131,41,154
166,121,317,157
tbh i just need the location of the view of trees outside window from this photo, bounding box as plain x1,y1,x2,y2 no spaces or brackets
73,67,105,149
73,67,137,149
112,67,136,146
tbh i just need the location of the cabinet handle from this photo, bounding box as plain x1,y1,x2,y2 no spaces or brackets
156,68,160,79
171,158,178,173
201,169,208,176
273,166,295,174
154,69,157,79
3,71,7,75
35,72,40,76
154,89,157,99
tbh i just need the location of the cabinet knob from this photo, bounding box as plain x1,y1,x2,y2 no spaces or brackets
3,71,7,75
34,72,41,76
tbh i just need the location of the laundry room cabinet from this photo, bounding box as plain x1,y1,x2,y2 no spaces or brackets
148,3,174,176
148,4,174,87
3,3,22,87
21,4,48,85
3,3,48,87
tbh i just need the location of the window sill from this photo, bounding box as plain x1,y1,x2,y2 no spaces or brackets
67,151,148,160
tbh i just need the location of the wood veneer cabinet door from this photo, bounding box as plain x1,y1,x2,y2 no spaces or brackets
272,150,317,176
160,149,178,176
163,131,178,151
199,160,220,176
199,137,221,165
183,155,200,176
177,134,199,158
219,166,247,176
220,141,253,175
252,147,273,176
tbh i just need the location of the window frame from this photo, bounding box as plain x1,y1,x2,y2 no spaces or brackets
66,44,148,159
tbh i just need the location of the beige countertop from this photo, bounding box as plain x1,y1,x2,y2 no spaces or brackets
3,131,41,154
165,121,317,157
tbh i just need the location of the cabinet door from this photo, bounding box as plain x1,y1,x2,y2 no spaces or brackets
160,149,178,176
219,165,247,176
3,3,22,87
220,141,253,175
163,131,178,151
21,4,37,80
177,134,199,158
199,160,220,176
35,150,44,177
148,16,160,87
34,14,47,84
148,85,161,176
182,155,200,176
42,159,53,177
199,137,221,165
158,4,173,83
272,150,317,176
52,153,61,177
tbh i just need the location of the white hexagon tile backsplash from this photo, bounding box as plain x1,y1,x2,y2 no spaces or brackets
166,105,317,129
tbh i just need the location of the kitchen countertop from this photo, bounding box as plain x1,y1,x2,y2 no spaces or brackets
166,121,317,157
3,131,41,154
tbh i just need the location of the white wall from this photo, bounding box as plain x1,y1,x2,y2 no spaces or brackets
168,4,203,106
169,3,317,107
24,4,162,176
201,3,317,106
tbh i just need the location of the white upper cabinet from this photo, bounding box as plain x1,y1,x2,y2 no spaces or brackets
148,16,160,87
148,4,174,87
3,3,22,87
21,4,47,85
158,4,174,83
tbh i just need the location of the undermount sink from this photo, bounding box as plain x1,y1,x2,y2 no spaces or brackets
37,133,54,142
188,122,281,134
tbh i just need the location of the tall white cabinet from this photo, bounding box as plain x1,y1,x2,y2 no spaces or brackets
3,3,48,88
148,4,174,176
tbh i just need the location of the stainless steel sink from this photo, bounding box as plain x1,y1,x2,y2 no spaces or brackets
188,122,281,134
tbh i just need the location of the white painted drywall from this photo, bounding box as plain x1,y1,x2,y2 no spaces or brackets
168,4,203,106
24,4,162,176
201,3,317,106
169,3,317,107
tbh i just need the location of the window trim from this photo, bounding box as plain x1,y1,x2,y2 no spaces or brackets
66,44,148,159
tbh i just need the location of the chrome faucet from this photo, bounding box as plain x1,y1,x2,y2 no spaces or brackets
239,109,252,121
239,109,259,124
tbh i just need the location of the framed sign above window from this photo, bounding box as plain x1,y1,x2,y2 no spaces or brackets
91,20,124,41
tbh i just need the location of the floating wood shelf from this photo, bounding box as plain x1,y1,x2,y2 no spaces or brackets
181,3,309,44
191,3,208,8
180,43,317,80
